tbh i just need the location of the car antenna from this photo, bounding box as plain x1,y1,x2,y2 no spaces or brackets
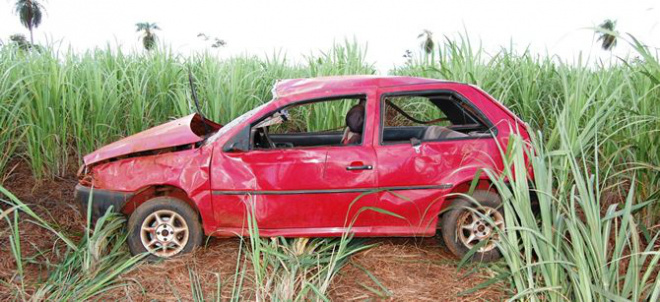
187,67,211,136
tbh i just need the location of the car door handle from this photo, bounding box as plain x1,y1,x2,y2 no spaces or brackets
346,165,373,171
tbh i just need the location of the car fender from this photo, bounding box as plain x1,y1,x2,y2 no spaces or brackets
88,146,215,225
438,167,499,209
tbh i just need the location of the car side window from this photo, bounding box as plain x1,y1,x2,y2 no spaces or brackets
251,96,366,150
381,92,491,144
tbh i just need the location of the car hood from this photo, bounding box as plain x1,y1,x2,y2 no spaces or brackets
83,113,221,165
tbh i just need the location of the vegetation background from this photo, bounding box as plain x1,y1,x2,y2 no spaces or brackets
2,1,660,301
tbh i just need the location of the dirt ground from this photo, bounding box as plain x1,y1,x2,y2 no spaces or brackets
0,161,507,301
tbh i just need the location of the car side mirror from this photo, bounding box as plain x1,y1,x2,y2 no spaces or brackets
222,126,250,152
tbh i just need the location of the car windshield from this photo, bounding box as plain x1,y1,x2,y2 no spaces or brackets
254,109,289,129
205,101,272,145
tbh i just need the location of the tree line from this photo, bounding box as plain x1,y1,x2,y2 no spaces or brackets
4,0,227,51
4,1,620,54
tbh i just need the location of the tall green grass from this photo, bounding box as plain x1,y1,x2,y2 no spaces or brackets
1,32,660,301
393,33,660,299
0,50,28,178
0,40,375,179
0,185,143,300
476,129,660,301
1,36,657,208
392,33,660,223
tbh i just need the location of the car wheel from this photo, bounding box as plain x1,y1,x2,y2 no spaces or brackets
440,190,504,262
127,197,203,261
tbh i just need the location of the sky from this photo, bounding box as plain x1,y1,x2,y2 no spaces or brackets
1,0,659,72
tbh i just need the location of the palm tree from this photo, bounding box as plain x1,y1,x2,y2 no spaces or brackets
596,19,618,51
136,22,160,51
14,0,45,44
418,29,434,55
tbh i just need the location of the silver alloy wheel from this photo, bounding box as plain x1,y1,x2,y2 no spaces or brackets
456,206,504,252
140,209,189,258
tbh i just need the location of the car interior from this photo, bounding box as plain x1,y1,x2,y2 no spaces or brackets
250,92,492,150
251,97,366,149
381,93,492,144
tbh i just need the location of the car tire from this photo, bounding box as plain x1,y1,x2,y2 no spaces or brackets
440,190,504,262
127,197,203,261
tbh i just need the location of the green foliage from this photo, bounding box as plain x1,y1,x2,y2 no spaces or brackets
14,0,44,30
0,185,143,301
392,33,660,224
235,192,385,301
418,29,434,55
1,33,660,301
0,40,373,179
596,19,618,51
480,131,660,301
8,34,30,50
0,184,376,301
136,22,160,51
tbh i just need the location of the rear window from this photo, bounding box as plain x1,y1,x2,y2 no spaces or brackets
381,91,493,144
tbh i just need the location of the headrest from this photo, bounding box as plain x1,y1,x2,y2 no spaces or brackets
423,125,468,140
345,104,365,134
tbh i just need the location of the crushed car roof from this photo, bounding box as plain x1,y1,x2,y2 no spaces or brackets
272,75,447,98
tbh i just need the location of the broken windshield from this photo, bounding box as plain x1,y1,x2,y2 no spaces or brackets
205,101,272,145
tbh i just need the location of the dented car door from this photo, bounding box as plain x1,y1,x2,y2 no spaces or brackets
209,95,379,235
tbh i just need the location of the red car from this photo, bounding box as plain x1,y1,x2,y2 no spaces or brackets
75,76,530,261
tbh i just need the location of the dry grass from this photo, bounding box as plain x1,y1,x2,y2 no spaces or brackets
331,238,506,301
0,160,506,301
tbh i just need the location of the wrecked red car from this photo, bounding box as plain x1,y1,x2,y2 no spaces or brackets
75,76,531,261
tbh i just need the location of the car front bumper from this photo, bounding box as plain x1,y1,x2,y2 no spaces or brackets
74,184,135,221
